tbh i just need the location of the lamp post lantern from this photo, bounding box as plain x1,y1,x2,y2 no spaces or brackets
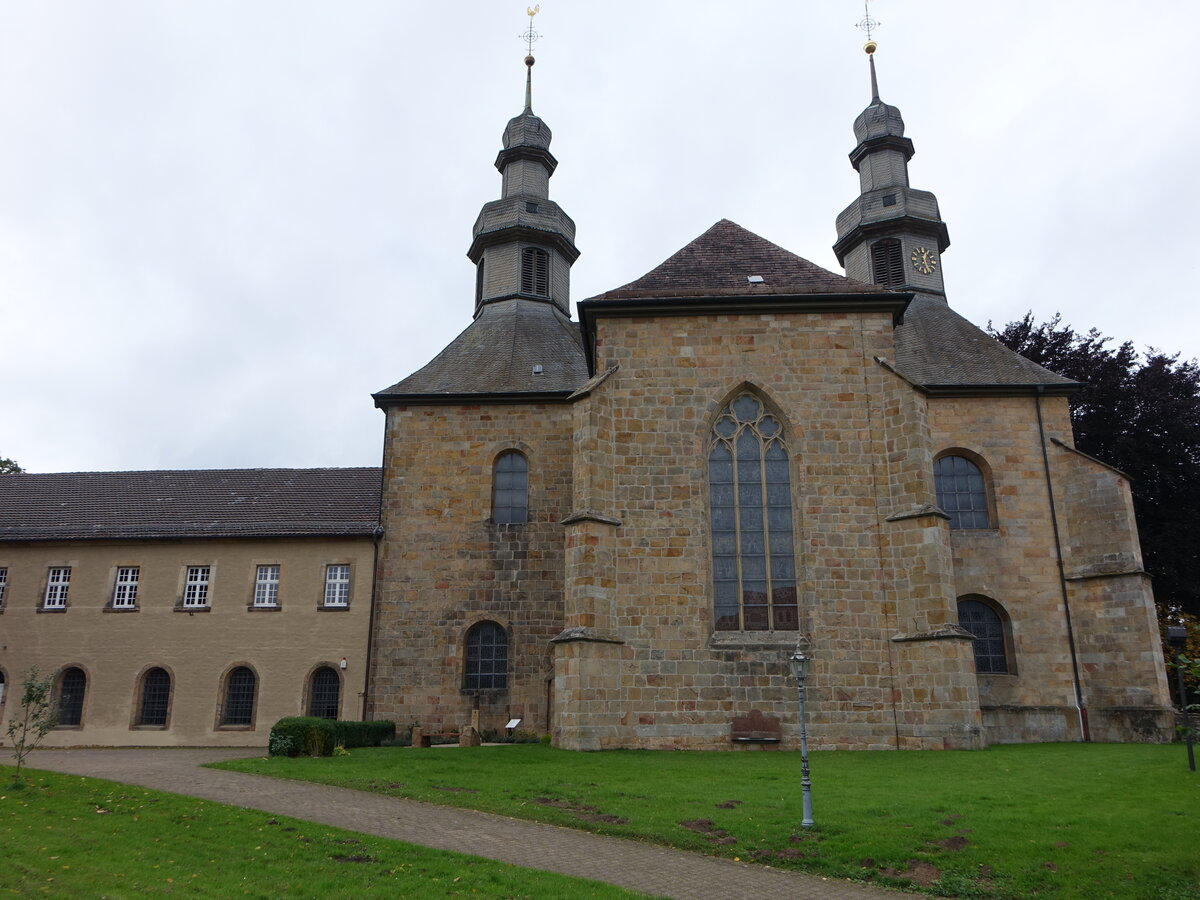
1167,626,1196,772
787,647,815,829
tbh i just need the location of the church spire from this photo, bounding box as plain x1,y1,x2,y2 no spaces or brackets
466,8,579,318
832,20,950,298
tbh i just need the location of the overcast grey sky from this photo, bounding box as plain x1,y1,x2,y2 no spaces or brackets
1,2,1194,474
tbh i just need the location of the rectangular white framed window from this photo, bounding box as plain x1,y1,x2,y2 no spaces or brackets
112,566,140,608
183,565,210,607
323,564,350,607
0,566,7,607
44,566,71,608
253,565,280,607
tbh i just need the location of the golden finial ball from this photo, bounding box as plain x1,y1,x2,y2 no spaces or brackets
525,55,536,67
864,40,877,55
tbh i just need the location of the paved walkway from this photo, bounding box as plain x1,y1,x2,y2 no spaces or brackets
27,747,906,900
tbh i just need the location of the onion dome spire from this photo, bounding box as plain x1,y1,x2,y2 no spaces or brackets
833,22,950,300
466,6,579,318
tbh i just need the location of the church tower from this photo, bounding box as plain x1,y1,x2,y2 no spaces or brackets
467,54,579,317
832,42,950,299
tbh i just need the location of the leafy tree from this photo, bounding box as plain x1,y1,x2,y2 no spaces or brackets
6,667,58,786
0,456,22,474
990,314,1200,622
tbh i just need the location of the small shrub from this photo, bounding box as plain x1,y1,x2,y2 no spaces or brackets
331,719,395,750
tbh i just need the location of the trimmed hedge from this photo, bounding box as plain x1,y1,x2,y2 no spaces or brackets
269,717,395,757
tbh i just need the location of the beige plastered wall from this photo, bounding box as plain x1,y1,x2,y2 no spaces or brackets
0,536,375,747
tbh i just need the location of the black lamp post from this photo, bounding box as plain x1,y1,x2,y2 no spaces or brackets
1167,626,1195,772
787,647,815,829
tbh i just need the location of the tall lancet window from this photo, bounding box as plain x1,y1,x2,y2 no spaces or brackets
709,392,799,631
520,247,549,296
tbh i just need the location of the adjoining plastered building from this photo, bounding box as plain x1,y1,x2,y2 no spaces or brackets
0,469,378,746
0,50,1173,749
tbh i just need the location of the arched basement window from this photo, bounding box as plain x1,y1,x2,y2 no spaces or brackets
957,597,1011,674
222,666,257,726
709,392,799,631
870,238,904,287
58,667,86,726
934,454,991,529
465,621,508,691
308,666,341,720
493,451,529,525
520,247,549,296
138,667,171,726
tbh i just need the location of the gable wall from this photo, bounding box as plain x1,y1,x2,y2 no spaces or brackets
560,309,980,750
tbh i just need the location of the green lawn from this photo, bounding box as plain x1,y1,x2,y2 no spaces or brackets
215,743,1200,899
0,767,648,899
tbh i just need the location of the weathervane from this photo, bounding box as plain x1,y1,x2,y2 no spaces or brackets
520,6,541,111
857,0,880,53
522,6,541,58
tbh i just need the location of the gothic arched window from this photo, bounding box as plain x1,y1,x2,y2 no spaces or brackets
493,451,529,525
465,621,508,691
957,597,1012,674
934,454,991,529
138,667,172,727
709,392,798,631
57,667,87,726
870,238,904,287
520,247,549,296
308,666,341,720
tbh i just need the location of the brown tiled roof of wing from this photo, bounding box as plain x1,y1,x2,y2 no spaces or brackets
894,295,1078,389
587,219,889,301
0,467,381,541
374,298,588,399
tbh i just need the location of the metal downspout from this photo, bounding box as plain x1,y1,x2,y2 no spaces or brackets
1035,386,1090,741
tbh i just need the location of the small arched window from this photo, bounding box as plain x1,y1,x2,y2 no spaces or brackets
709,391,798,631
58,667,87,726
493,451,529,525
138,667,172,726
222,666,257,726
520,247,549,296
958,597,1011,674
870,238,904,287
308,666,341,720
934,454,991,529
465,621,508,691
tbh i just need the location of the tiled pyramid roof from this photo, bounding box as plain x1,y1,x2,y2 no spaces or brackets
374,299,588,400
587,219,889,301
0,467,381,542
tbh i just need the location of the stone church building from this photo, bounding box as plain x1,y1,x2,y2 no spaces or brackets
0,51,1173,750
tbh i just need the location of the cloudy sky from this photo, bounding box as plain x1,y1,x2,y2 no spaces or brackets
1,1,1194,474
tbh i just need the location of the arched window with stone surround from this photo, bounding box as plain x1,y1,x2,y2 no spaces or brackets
708,391,799,631
957,596,1013,674
492,451,529,525
464,621,508,690
934,453,992,529
57,666,87,727
308,666,341,719
137,667,172,727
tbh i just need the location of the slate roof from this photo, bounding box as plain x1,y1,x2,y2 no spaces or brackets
0,468,381,542
374,299,588,401
894,294,1078,391
586,219,890,301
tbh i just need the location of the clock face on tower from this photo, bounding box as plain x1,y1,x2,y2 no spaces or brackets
910,246,938,275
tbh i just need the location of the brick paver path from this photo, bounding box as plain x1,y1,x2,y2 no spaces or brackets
28,748,906,900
